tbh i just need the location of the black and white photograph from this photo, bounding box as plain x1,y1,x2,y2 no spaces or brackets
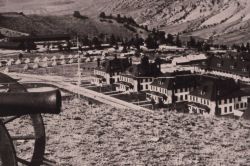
1,0,250,165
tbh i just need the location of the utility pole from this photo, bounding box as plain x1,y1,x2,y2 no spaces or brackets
77,35,81,99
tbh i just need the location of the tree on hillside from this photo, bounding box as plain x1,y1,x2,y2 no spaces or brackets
145,35,158,49
109,34,117,45
81,36,91,46
73,11,81,18
134,34,144,50
187,36,196,48
92,37,101,48
98,33,105,42
99,12,106,18
241,43,247,52
166,34,174,45
246,42,250,52
73,11,88,19
176,35,182,47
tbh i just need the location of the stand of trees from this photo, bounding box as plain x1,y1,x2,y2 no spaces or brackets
73,11,88,19
99,12,149,32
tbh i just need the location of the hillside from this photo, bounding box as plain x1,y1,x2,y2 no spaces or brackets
0,12,148,39
1,0,250,44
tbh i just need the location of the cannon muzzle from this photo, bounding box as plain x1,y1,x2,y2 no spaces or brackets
0,89,61,117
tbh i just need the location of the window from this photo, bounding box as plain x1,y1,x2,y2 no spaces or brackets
229,98,232,103
224,107,227,113
241,103,244,108
207,100,209,105
185,95,188,100
236,104,239,109
245,103,247,107
224,99,227,104
218,100,221,105
180,95,183,101
218,108,222,114
201,99,203,104
238,97,241,102
229,106,232,112
146,84,148,90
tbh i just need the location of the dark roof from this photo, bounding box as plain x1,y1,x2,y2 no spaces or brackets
190,76,241,101
201,56,250,77
98,57,131,74
9,34,70,42
162,70,192,77
150,75,197,90
124,63,162,78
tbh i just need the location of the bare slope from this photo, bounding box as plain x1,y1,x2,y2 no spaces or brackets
2,0,250,44
0,13,146,38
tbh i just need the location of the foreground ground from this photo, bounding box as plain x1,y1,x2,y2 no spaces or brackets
41,97,250,166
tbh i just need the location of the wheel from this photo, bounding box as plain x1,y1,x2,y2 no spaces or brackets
2,114,46,165
0,120,18,166
0,73,47,165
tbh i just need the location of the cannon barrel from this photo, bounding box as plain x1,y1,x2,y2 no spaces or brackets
0,89,61,117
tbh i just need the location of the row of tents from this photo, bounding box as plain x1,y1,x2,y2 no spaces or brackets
1,55,100,67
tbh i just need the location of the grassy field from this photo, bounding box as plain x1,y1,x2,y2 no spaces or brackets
39,97,250,165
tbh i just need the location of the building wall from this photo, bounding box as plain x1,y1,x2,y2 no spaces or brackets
218,96,248,115
188,94,248,116
188,95,216,115
138,78,154,91
92,69,121,85
149,85,173,104
174,87,194,103
118,76,154,92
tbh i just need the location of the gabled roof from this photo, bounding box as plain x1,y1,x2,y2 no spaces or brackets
124,63,162,78
190,76,241,101
150,75,197,90
97,57,131,74
202,56,250,77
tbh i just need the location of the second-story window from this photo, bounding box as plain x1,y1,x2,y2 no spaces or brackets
242,68,247,72
238,97,241,102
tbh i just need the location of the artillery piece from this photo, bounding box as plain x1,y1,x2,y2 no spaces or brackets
0,73,62,166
